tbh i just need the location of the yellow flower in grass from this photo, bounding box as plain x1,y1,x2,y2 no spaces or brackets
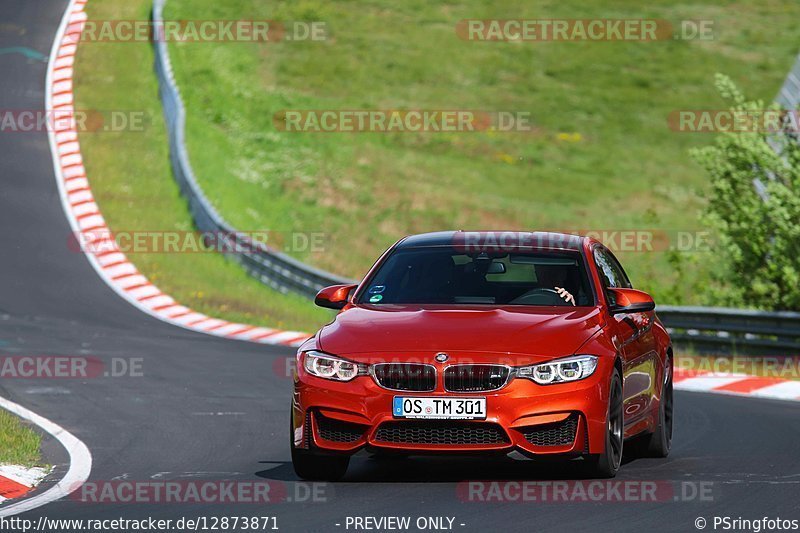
495,152,516,164
556,132,583,142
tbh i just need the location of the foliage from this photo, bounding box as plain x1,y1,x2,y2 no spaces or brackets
691,74,800,310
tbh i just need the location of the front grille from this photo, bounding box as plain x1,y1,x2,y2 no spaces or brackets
315,412,366,443
444,364,510,392
374,421,509,445
372,363,436,392
520,414,578,447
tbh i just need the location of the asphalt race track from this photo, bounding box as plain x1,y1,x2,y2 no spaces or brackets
0,2,798,532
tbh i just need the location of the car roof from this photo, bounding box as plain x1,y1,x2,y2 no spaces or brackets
395,230,589,252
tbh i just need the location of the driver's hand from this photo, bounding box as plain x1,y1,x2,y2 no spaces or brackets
555,287,575,306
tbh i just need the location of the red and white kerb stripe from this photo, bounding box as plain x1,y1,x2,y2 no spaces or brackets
674,368,800,402
48,0,310,348
0,466,49,503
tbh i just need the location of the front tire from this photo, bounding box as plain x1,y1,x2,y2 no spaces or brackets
290,410,350,481
586,367,623,478
644,363,673,457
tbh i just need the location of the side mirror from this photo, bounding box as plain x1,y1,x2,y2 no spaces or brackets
314,284,357,310
607,288,655,315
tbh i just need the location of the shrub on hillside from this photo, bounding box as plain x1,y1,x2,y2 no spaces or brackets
691,74,800,310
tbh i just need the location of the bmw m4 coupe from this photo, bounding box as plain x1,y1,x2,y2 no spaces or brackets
291,231,673,480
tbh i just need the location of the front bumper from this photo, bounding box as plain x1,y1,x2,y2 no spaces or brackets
292,356,613,457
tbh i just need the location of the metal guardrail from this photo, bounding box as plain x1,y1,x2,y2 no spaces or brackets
151,0,354,299
657,306,800,354
776,53,800,110
151,0,800,352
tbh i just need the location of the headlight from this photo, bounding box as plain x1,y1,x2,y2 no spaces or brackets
516,355,598,385
303,351,363,382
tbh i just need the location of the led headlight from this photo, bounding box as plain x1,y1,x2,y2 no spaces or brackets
517,355,598,385
303,351,362,382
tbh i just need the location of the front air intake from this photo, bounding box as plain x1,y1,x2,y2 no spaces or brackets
374,421,509,445
519,414,579,447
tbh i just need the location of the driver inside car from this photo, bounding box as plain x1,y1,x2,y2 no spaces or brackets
534,264,576,306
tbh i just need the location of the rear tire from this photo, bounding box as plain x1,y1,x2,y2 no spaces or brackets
643,363,673,458
586,367,623,478
290,409,350,481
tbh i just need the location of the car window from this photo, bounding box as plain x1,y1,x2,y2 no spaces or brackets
593,247,632,289
358,247,595,306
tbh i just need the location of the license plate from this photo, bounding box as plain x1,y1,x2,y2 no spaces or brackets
393,397,486,420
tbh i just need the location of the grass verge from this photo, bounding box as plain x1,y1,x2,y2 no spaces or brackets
163,0,800,305
73,0,333,333
0,409,41,467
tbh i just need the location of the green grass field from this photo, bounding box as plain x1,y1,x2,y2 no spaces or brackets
73,1,800,331
161,0,800,305
73,0,333,332
0,410,42,467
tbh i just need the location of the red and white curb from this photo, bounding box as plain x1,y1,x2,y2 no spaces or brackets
46,0,310,348
0,466,49,503
674,367,800,402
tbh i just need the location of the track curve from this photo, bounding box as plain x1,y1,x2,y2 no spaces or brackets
0,1,797,531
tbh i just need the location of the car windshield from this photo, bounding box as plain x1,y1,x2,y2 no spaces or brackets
358,247,594,306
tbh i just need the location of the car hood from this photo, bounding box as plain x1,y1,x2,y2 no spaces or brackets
318,304,604,363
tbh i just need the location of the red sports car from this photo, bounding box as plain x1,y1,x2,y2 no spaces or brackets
291,231,673,480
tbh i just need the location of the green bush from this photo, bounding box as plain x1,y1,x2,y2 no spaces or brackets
691,74,800,310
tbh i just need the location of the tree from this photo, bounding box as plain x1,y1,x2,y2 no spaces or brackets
691,74,800,310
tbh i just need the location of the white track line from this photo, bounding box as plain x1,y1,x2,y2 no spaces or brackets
0,395,92,516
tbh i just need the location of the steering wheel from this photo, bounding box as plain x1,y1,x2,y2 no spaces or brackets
510,288,567,306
